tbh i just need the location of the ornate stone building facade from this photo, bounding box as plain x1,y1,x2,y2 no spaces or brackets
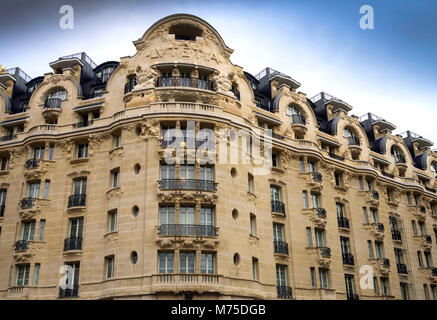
0,14,437,300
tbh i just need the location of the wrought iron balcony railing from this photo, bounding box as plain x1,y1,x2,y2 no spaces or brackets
371,190,379,200
397,263,408,274
158,179,217,192
19,197,35,209
158,224,218,238
277,285,293,299
73,120,94,128
423,235,432,244
347,136,360,146
312,172,323,182
44,98,62,109
329,152,345,161
124,78,137,94
271,200,286,215
337,216,350,229
316,208,327,219
381,258,390,268
418,205,426,214
0,134,16,142
14,240,29,252
59,284,79,298
156,77,214,91
319,247,331,258
274,240,289,255
67,194,86,208
64,237,83,251
393,154,406,164
432,268,437,277
391,229,402,241
291,114,306,125
375,222,385,232
25,158,40,169
342,253,355,265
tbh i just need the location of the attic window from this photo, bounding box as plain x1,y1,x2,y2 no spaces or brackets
169,23,203,41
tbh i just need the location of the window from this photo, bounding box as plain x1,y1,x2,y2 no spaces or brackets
38,220,46,241
0,189,7,208
108,210,117,233
113,133,121,148
319,268,329,288
28,181,41,198
424,284,430,300
303,191,308,208
180,165,195,179
380,278,390,296
365,178,373,191
311,192,321,209
418,221,426,235
22,221,36,241
272,153,278,167
16,264,30,286
310,267,316,287
276,264,288,287
307,160,316,173
406,192,412,205
306,227,313,247
418,251,424,268
180,252,195,273
160,164,175,180
96,66,115,82
368,240,374,259
358,177,364,190
199,165,213,181
77,143,88,158
363,207,369,224
345,274,355,296
431,285,437,300
369,208,379,223
47,89,67,101
33,146,45,160
33,263,40,285
43,180,50,199
340,237,351,255
180,206,195,226
273,223,284,242
299,158,305,172
111,168,120,188
336,203,346,219
252,258,259,280
250,214,257,236
248,174,254,193
315,229,325,247
0,156,9,170
375,241,384,258
400,282,409,300
159,252,174,273
73,178,87,195
201,252,215,274
160,206,175,225
373,277,379,295
414,194,420,206
69,218,83,240
270,186,280,202
334,172,343,186
424,251,433,268
92,88,104,98
105,256,115,279
412,221,418,235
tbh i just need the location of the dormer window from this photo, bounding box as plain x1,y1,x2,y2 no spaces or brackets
391,146,405,164
96,66,114,83
91,88,104,98
45,89,67,109
287,105,306,124
169,23,203,41
344,127,359,146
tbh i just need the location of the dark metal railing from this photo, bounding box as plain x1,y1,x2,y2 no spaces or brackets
73,120,94,128
59,284,79,298
381,258,390,268
371,190,379,200
381,171,395,179
329,152,345,161
277,285,293,299
64,237,83,251
393,154,406,164
391,229,402,241
14,240,29,252
424,235,432,244
291,114,306,125
19,197,35,209
44,98,62,109
67,194,86,208
316,208,327,219
319,247,331,258
418,205,426,214
425,186,436,193
337,216,350,229
158,224,218,238
25,158,40,169
431,268,437,277
342,253,355,265
312,172,323,182
274,241,289,255
271,200,286,215
375,222,384,232
347,293,359,300
397,263,408,274
158,179,217,192
347,136,360,146
156,77,214,91
124,78,137,94
0,134,16,142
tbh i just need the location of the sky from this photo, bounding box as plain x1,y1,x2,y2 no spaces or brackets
1,0,436,144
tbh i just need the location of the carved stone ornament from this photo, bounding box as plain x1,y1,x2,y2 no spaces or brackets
8,146,27,170
88,132,111,156
136,65,158,89
60,139,74,159
212,71,232,94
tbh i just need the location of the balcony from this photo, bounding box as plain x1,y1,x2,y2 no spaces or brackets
19,197,35,209
277,285,293,299
25,158,40,169
328,152,345,161
271,200,286,215
73,120,94,129
158,224,218,238
312,172,323,183
371,190,380,200
381,258,390,268
318,247,331,258
59,284,79,298
156,77,214,91
375,223,385,233
64,237,83,251
316,208,327,219
391,229,402,242
0,134,16,142
151,273,223,294
274,240,289,255
67,194,86,208
337,216,350,229
346,293,359,300
290,114,307,136
397,263,408,274
393,154,406,165
291,114,306,125
342,253,355,266
423,234,432,244
14,240,29,252
158,179,217,192
44,98,62,109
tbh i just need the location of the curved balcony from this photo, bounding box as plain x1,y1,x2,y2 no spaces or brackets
277,286,293,299
25,158,40,169
347,136,362,157
375,222,385,233
158,179,217,192
397,263,408,274
156,76,214,91
44,98,62,109
274,240,289,255
14,240,29,252
337,216,350,229
42,98,62,121
391,229,402,242
342,253,355,266
73,120,94,129
67,194,86,208
271,200,286,216
151,273,222,294
312,172,323,183
64,237,83,251
318,247,331,258
157,224,218,238
19,197,35,210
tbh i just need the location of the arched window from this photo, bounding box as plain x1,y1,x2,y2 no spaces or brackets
287,105,305,124
44,89,67,109
431,161,437,176
344,127,359,146
96,66,115,83
391,146,405,164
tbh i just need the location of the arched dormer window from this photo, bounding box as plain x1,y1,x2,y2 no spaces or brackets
169,23,203,41
287,105,306,124
391,145,406,164
96,66,115,83
343,127,360,146
44,88,67,109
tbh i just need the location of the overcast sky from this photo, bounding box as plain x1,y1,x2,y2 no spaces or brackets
1,0,436,145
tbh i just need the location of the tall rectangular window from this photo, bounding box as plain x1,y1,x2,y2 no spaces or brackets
106,256,115,279
33,263,40,285
303,191,308,208
315,229,325,247
248,174,254,193
270,186,280,202
424,251,433,268
412,221,418,235
180,206,195,226
48,144,54,160
69,217,83,239
113,133,121,148
363,207,368,224
424,284,430,300
16,264,30,286
180,252,195,274
0,156,9,171
252,258,259,280
400,282,409,300
111,168,120,188
250,214,257,236
201,252,215,274
28,181,41,198
418,251,424,267
369,208,379,223
38,219,46,241
43,180,50,199
273,223,284,242
159,252,174,274
108,210,117,233
375,241,384,258
160,164,175,180
22,221,36,241
380,278,390,296
299,158,305,172
0,189,7,207
319,268,329,288
373,277,379,295
306,227,312,247
406,192,412,205
199,165,213,181
33,146,45,160
368,240,374,259
180,165,195,179
431,285,437,300
73,178,87,195
276,264,288,287
77,143,88,158
358,177,364,190
310,267,316,288
160,206,175,225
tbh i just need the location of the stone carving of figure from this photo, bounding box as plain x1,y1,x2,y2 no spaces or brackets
212,71,232,94
136,65,158,89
